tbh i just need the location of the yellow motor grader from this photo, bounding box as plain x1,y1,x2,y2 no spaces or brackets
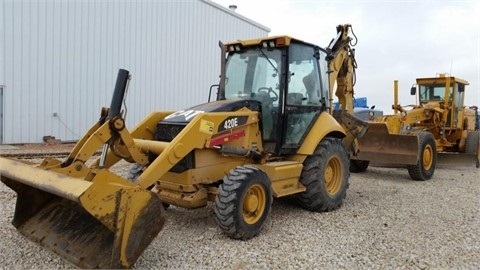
350,74,480,179
0,25,366,268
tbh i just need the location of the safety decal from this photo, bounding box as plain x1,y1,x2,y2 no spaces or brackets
200,119,214,134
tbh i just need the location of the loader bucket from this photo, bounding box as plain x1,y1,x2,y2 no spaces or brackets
0,157,166,268
353,123,419,166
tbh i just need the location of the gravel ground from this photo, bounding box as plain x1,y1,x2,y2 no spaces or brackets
0,146,479,269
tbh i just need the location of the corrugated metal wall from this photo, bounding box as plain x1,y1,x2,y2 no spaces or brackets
0,0,269,144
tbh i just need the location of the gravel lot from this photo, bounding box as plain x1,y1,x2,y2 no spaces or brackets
0,146,478,269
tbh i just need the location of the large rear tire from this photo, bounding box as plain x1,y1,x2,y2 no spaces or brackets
407,131,437,181
465,131,480,168
349,160,369,173
214,165,273,240
295,137,350,212
465,131,479,154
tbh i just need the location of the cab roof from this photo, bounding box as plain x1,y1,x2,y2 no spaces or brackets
416,74,469,85
224,35,319,48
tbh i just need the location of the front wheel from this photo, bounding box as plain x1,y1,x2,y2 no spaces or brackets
127,164,170,209
295,137,350,212
214,165,273,240
407,131,437,181
349,160,369,173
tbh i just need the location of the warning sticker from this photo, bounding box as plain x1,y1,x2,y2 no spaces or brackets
200,119,214,134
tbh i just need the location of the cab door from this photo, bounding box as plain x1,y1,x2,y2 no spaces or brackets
279,43,327,155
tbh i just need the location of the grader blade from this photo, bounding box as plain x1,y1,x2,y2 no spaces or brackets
436,152,480,169
0,158,166,268
353,123,419,166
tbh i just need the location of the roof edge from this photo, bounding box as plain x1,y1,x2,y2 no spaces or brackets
200,0,271,33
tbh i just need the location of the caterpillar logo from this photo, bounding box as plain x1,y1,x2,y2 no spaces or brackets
164,110,204,121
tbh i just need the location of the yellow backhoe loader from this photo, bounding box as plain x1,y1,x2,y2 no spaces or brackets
350,74,479,179
0,25,367,268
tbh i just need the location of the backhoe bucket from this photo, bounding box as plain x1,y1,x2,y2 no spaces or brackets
0,158,166,268
353,123,419,166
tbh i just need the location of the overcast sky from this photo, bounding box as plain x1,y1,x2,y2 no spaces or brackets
212,0,479,113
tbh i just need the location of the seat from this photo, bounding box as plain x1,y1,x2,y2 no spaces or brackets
255,92,274,140
287,93,304,105
302,70,320,104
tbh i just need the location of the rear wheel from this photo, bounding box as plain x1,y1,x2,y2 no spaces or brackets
465,131,479,154
407,131,436,181
349,160,369,173
214,165,272,239
465,131,480,168
295,137,350,212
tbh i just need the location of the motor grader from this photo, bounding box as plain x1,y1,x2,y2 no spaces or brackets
0,25,367,268
350,74,480,179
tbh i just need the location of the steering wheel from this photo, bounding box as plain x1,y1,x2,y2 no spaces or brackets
257,87,278,101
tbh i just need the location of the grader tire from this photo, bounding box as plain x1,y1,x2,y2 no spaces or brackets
349,160,369,173
407,131,437,181
465,131,479,154
295,137,350,212
214,165,272,240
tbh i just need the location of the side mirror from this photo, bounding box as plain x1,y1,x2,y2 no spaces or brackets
410,86,416,95
458,84,465,93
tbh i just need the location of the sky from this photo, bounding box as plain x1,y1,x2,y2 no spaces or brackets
212,0,480,113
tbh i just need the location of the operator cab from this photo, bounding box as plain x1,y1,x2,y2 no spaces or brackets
414,74,469,128
220,36,330,155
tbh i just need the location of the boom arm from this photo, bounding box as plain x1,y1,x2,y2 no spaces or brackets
326,24,357,114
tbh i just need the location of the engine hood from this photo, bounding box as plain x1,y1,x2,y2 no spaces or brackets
160,99,261,124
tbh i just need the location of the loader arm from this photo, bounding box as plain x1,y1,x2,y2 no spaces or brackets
136,109,261,189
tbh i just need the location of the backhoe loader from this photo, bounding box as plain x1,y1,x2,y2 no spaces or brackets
350,74,480,179
0,25,367,268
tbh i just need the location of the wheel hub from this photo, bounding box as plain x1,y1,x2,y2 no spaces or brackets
244,192,259,213
423,145,433,170
324,157,342,195
242,184,266,224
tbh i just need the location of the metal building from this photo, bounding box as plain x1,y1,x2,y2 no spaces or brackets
0,0,269,144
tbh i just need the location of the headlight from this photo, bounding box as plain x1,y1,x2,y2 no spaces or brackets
369,111,374,117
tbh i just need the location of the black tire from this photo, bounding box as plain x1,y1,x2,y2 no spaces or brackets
214,165,273,240
127,164,170,209
295,137,350,212
349,160,369,173
127,163,144,181
465,131,479,154
407,131,437,181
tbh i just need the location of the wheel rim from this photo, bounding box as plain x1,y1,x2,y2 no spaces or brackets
324,156,342,196
422,144,433,170
243,183,266,225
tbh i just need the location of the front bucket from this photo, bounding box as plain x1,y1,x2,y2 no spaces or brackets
353,123,419,166
0,158,166,268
